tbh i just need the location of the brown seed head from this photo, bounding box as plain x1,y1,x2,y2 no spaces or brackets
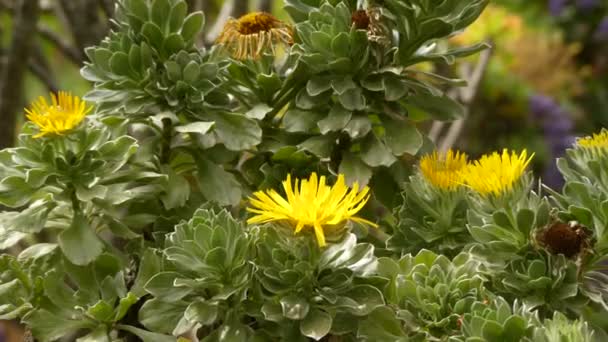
351,10,370,30
538,221,590,258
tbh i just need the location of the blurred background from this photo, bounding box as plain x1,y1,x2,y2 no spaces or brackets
0,0,607,337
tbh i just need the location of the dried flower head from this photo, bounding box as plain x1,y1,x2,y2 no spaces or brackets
537,221,592,258
419,149,469,190
351,9,370,30
461,149,533,196
216,12,293,60
247,173,377,247
25,91,92,138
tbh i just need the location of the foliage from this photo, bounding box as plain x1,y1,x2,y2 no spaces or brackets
2,0,608,341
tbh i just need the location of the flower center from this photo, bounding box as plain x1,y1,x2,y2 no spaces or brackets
236,12,278,35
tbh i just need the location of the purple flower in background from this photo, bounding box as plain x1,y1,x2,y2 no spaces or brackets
529,94,575,189
549,0,568,16
576,0,599,11
595,17,608,41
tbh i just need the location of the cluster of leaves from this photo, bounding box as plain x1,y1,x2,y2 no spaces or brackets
2,0,608,341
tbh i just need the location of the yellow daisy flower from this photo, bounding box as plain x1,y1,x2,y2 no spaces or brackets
419,149,469,190
25,91,92,138
461,149,533,197
576,130,608,149
216,12,293,60
247,173,377,247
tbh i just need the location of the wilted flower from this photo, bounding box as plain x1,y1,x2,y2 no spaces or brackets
419,149,468,190
461,149,533,196
247,173,377,247
537,221,592,258
216,12,293,60
25,91,92,138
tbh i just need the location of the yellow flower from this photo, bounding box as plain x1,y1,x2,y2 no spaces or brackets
247,173,377,247
419,149,468,190
216,12,293,60
461,149,533,196
577,130,608,149
25,91,92,138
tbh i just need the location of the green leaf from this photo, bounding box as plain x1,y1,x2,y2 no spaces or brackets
339,285,385,315
299,135,334,158
174,121,214,134
281,295,310,320
245,103,272,120
383,118,422,155
109,52,132,76
24,310,94,342
151,0,171,30
142,22,164,50
406,93,464,120
117,325,175,342
181,12,205,42
18,243,57,260
343,115,371,139
139,298,186,334
115,293,139,321
195,157,242,206
357,307,406,341
145,272,193,301
383,76,409,102
318,104,351,134
283,109,324,133
98,136,138,162
3,198,55,234
163,33,186,55
87,300,115,322
332,76,357,95
339,152,372,186
360,134,397,167
165,61,182,81
182,61,201,84
77,327,110,342
331,32,350,56
338,87,365,111
160,167,190,210
131,248,162,298
307,76,332,96
213,113,262,151
300,309,332,341
185,300,218,326
0,176,38,207
58,213,104,265
169,1,187,32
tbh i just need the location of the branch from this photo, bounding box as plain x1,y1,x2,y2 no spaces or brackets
98,0,115,19
206,0,250,43
257,0,272,12
29,44,59,93
37,24,82,65
438,46,492,153
56,0,107,56
0,0,40,148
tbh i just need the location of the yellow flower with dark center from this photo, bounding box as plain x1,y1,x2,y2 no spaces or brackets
577,130,608,149
247,173,377,247
216,12,293,60
419,149,468,190
25,91,92,138
461,149,533,196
